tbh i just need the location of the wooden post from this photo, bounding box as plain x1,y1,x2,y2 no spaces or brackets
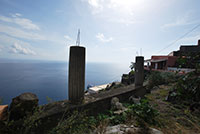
135,56,144,87
68,46,85,103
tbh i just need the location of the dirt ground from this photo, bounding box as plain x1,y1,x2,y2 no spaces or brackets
146,84,200,134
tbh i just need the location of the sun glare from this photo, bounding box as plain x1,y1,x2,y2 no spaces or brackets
109,0,144,15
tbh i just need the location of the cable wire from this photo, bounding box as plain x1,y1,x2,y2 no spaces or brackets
157,23,200,54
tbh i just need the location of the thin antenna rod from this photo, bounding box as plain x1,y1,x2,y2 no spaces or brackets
76,29,80,46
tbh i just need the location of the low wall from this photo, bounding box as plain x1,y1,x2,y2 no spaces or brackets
35,84,146,133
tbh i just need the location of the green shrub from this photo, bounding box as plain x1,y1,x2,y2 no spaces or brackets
107,110,127,125
96,110,126,125
127,99,159,125
147,72,165,89
96,99,159,126
129,70,135,76
174,72,200,102
49,110,95,134
147,71,177,89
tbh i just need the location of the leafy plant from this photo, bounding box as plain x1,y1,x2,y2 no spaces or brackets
147,71,165,89
174,72,200,102
129,62,135,70
175,52,200,69
21,107,42,134
147,71,178,89
96,110,126,125
127,99,159,125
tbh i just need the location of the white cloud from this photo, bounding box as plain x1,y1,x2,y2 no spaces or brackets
96,33,113,42
11,13,22,17
84,0,145,25
0,24,45,40
86,0,143,15
87,0,103,14
0,34,39,56
14,18,40,30
0,15,12,22
64,35,73,41
0,34,30,46
9,42,36,55
0,14,40,30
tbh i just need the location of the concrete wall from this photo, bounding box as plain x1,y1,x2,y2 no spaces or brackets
35,84,146,133
68,46,86,103
135,56,144,87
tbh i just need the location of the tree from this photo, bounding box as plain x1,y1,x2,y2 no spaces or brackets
129,62,135,70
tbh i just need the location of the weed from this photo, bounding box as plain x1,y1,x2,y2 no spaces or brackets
173,71,200,102
49,110,95,134
0,98,3,104
147,71,177,89
127,99,159,125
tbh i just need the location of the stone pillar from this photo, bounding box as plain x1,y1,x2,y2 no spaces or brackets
68,46,85,103
134,56,144,87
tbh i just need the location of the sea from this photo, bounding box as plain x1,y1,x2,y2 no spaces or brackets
0,60,129,105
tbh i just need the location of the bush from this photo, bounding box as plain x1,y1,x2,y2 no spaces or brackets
147,72,165,89
147,71,177,89
97,99,159,126
127,99,159,125
174,72,200,102
49,110,95,134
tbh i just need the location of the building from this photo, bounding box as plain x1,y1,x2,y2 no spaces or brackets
145,39,200,71
169,39,200,56
179,40,200,55
150,56,177,70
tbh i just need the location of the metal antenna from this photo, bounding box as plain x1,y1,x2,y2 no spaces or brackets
76,29,80,46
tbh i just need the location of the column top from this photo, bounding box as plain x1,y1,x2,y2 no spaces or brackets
70,46,85,49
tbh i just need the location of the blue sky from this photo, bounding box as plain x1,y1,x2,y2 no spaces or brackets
0,0,200,65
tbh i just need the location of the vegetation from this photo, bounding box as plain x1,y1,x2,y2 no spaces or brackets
0,97,3,105
49,111,96,134
171,71,200,103
175,52,200,69
5,107,42,134
129,62,135,70
47,98,159,134
3,59,200,134
146,84,200,134
127,99,159,125
146,71,178,89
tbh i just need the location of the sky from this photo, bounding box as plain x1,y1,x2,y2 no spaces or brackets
0,0,200,65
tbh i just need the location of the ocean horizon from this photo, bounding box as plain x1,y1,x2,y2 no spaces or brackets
0,59,129,105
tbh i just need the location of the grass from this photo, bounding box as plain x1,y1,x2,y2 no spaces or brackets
145,84,200,134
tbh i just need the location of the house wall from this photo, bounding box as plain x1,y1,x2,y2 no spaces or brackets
151,56,177,69
151,56,168,60
180,45,200,52
166,56,177,67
